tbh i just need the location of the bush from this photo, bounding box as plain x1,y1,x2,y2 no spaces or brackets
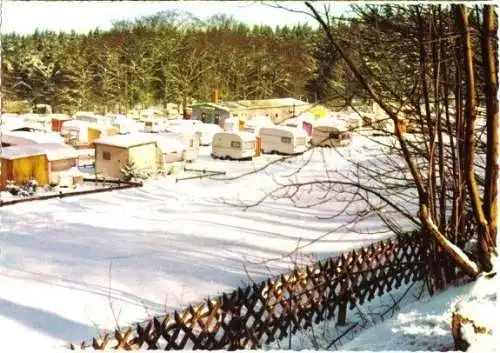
120,161,153,182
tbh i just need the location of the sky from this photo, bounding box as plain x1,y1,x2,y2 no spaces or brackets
0,1,352,35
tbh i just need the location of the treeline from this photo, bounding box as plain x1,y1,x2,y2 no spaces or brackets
1,11,323,114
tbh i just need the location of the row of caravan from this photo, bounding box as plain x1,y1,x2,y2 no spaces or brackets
211,122,351,160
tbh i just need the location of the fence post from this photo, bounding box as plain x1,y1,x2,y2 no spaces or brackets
337,276,348,326
228,305,244,351
337,255,349,326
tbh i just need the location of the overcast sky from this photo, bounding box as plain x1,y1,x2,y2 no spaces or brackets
1,1,352,35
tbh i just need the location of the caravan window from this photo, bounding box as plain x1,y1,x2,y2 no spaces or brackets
231,141,241,148
281,136,292,144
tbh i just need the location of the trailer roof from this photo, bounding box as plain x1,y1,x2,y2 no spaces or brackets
0,143,78,161
93,133,157,148
213,131,256,141
0,131,65,145
259,125,307,137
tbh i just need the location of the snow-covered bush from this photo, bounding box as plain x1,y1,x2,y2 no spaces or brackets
120,161,153,182
6,179,39,197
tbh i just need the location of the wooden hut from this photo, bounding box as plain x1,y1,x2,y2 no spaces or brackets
93,134,159,180
0,143,79,189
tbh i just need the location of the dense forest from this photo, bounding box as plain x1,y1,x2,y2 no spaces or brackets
0,5,494,116
1,10,321,114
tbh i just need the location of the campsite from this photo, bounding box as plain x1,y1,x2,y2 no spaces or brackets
0,2,498,353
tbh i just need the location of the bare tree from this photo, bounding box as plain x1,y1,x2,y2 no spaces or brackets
301,2,498,278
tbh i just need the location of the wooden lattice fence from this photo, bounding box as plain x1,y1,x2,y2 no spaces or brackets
73,230,434,350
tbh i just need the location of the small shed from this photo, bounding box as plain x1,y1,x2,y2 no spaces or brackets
190,103,231,125
50,114,73,132
93,134,159,180
0,143,79,189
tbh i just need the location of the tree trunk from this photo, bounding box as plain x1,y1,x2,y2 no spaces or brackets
481,5,499,248
455,4,495,272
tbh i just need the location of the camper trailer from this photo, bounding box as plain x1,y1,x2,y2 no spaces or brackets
311,121,351,147
244,115,274,135
166,119,201,133
61,120,117,146
160,131,200,162
74,112,112,126
0,131,65,147
141,118,167,133
196,123,222,146
344,114,363,130
259,126,308,155
372,118,395,136
154,136,185,167
211,131,256,160
111,115,140,134
18,114,53,133
223,117,245,132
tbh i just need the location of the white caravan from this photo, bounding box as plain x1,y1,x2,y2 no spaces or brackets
160,131,200,162
244,115,274,135
211,131,256,160
259,126,308,155
311,120,352,147
0,130,65,146
196,123,222,146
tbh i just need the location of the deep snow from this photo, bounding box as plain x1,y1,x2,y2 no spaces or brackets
0,134,409,350
0,132,492,351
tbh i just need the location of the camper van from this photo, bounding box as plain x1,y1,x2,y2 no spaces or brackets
311,121,351,147
259,126,308,155
211,131,256,160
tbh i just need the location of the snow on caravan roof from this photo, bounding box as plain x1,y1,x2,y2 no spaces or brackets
0,131,65,145
93,133,157,148
0,143,78,161
153,136,185,153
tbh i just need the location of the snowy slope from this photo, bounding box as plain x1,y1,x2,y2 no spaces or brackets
0,134,417,349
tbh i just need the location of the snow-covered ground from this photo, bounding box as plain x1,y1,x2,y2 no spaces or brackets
0,134,414,350
266,268,498,352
